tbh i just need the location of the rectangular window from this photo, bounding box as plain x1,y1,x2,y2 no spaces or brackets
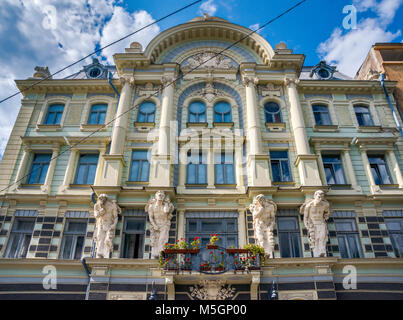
186,218,238,262
129,150,150,182
27,153,51,184
354,105,374,126
385,218,403,257
335,218,363,258
277,216,302,258
322,154,346,185
74,153,99,185
121,217,146,258
368,155,393,185
60,219,87,259
4,218,35,258
187,152,207,185
312,105,332,125
88,104,107,124
270,151,292,182
44,104,64,125
214,153,235,185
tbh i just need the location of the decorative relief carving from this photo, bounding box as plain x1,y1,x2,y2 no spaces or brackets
187,81,233,103
120,76,135,87
190,280,235,300
181,51,236,71
94,194,122,258
249,195,277,258
258,83,283,97
284,77,300,87
242,76,259,87
136,82,162,96
145,191,175,259
300,190,330,257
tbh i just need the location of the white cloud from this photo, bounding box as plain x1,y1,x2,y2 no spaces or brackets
0,0,160,157
100,7,160,65
318,0,403,77
199,0,217,16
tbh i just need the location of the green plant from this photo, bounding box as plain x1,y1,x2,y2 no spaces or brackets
178,238,189,249
244,243,265,264
164,242,179,250
158,253,169,268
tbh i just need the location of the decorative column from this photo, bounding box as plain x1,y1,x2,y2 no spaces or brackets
240,64,272,187
150,73,176,187
387,149,403,188
59,149,78,192
207,148,215,188
237,209,247,248
176,210,185,241
100,76,134,186
41,145,59,194
284,77,322,186
12,146,32,190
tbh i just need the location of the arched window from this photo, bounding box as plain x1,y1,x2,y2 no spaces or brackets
264,102,282,123
137,101,156,123
88,104,107,124
214,101,232,123
45,104,64,125
188,101,206,123
312,104,331,125
354,105,374,126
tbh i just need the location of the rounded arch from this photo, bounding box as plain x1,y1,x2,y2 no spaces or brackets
82,95,115,125
144,19,274,65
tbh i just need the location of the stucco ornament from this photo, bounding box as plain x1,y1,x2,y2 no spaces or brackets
190,280,235,300
94,194,121,258
145,191,175,259
300,190,331,257
249,194,277,258
183,51,235,70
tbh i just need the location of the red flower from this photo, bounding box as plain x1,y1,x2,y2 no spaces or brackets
186,258,190,261
220,252,224,255
210,251,213,254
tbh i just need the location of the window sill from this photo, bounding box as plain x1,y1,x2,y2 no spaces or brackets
20,184,42,189
328,184,352,190
69,184,92,189
214,184,237,188
379,184,399,190
80,124,107,132
213,122,234,128
265,122,286,132
186,122,208,128
357,125,382,133
36,124,62,131
313,125,339,132
134,122,155,132
185,184,208,188
126,181,149,185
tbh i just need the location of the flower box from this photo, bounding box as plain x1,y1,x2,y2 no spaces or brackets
164,249,200,254
214,267,225,271
226,248,249,254
248,266,261,270
200,267,211,271
206,245,219,249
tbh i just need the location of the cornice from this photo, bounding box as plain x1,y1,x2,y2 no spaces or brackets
298,79,397,94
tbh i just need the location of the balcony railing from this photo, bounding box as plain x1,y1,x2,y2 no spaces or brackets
160,246,262,274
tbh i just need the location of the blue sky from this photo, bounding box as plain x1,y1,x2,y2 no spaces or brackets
0,0,402,159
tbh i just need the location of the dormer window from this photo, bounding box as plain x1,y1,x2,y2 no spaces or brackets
317,68,330,79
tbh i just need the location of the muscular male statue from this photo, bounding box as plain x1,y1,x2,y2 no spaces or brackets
94,194,121,258
300,190,330,257
145,191,174,259
249,194,277,258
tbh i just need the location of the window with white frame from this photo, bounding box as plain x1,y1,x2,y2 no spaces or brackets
322,154,346,185
270,151,292,182
88,104,107,124
214,101,232,123
264,102,282,123
74,153,99,185
137,101,156,123
4,218,35,258
368,154,393,185
27,153,51,184
187,151,207,185
44,104,65,125
312,104,332,125
354,105,374,126
59,219,87,259
188,101,206,123
214,152,235,185
129,150,150,182
277,216,302,258
334,218,363,258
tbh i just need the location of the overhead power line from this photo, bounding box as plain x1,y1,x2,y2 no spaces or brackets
0,0,307,193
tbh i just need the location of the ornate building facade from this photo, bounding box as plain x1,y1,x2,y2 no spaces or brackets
0,16,402,300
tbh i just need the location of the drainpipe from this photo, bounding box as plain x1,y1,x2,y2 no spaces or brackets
108,71,121,154
380,73,403,139
81,257,91,300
